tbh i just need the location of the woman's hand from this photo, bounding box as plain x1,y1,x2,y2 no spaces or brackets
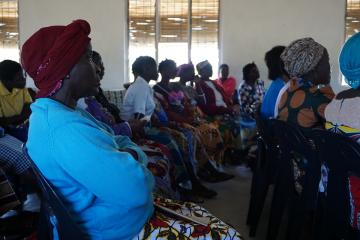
120,148,138,160
128,119,147,138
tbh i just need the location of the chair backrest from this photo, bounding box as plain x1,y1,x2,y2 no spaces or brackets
270,119,320,207
254,108,275,145
22,145,86,240
270,119,317,161
254,107,279,169
312,129,360,237
312,129,360,176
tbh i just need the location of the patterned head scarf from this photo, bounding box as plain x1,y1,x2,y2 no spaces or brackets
21,19,91,98
339,32,360,89
196,60,211,73
280,38,325,78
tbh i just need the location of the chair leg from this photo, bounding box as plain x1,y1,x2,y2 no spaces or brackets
266,159,292,240
249,177,270,237
248,146,279,237
286,194,307,240
246,140,265,226
246,172,258,226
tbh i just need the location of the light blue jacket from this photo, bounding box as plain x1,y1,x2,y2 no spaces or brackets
27,98,154,239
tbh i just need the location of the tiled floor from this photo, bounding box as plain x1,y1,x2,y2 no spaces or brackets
201,165,275,240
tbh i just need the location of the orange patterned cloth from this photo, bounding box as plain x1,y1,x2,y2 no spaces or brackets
277,79,334,129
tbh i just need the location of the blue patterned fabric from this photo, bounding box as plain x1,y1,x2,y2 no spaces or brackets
0,134,29,175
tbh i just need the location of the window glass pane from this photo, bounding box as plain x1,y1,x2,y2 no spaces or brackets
191,0,219,78
346,0,360,39
158,0,188,67
343,0,360,85
129,0,156,81
128,0,219,82
0,0,19,62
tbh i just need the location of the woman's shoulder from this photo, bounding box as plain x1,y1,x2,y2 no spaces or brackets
30,99,87,131
325,96,360,130
308,85,335,101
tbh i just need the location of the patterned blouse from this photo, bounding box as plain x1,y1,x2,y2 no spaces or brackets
324,97,360,229
277,79,334,130
239,79,265,119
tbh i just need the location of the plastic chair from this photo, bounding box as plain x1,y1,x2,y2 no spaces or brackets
312,129,360,240
246,110,280,237
266,120,320,240
22,145,87,240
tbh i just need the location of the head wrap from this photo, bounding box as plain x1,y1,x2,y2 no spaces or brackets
339,32,360,89
196,60,211,73
21,19,91,98
280,38,325,78
177,63,194,77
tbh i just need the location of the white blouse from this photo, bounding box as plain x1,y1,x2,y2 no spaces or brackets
325,97,360,130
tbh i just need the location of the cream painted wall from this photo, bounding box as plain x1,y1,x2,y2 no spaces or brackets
19,0,128,90
19,0,347,92
219,0,347,93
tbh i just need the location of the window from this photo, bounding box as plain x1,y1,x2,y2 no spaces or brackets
0,0,19,62
346,0,360,39
128,0,219,81
343,0,360,85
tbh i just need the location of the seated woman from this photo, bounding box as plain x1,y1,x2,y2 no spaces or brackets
324,32,360,229
122,56,217,199
77,51,178,199
0,60,33,141
261,46,289,119
195,60,233,116
92,50,122,123
154,60,233,182
195,60,249,156
278,38,334,130
23,20,241,240
278,37,335,195
172,63,225,163
216,64,237,101
239,62,265,120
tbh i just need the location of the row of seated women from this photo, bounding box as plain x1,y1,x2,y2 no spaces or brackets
1,19,243,239
257,36,360,230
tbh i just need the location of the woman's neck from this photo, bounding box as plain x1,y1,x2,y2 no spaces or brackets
201,77,210,81
138,75,151,83
2,82,13,93
159,78,170,86
179,78,187,85
51,90,78,109
246,80,256,87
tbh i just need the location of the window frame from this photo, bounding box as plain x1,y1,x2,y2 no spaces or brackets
0,0,20,62
342,0,360,87
126,0,220,82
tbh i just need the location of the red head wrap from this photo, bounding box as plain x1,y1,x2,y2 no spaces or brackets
21,19,91,98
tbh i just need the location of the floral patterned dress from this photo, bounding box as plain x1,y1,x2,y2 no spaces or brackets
134,197,243,240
